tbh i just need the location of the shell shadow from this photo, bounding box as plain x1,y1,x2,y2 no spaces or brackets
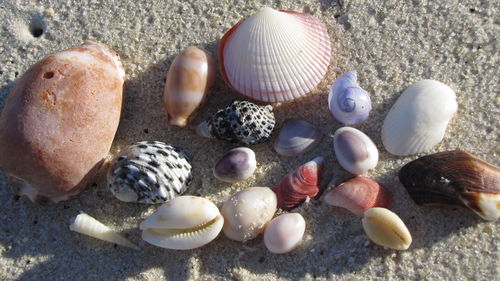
0,81,15,113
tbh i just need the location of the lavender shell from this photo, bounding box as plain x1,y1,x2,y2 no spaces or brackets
328,71,371,126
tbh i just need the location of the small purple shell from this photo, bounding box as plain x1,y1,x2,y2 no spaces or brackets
328,71,371,126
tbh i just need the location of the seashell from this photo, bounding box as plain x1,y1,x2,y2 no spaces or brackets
70,212,139,250
213,147,257,183
362,208,412,250
196,100,275,145
264,213,306,254
333,127,378,175
382,80,457,156
328,71,372,126
140,196,224,250
107,141,192,204
273,157,324,210
273,119,323,157
219,7,331,102
163,46,215,127
0,41,124,203
399,150,500,221
221,187,277,242
323,176,393,217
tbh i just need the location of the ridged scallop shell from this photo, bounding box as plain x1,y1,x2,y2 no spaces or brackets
273,157,323,210
163,46,215,127
399,150,500,221
328,71,371,126
213,147,257,183
221,187,277,242
264,213,306,254
0,40,124,203
323,176,393,217
273,119,322,157
196,100,275,145
333,127,378,175
382,80,457,156
140,196,224,250
219,7,331,102
107,141,193,204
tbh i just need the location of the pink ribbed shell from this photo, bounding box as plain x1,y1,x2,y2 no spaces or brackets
219,7,331,102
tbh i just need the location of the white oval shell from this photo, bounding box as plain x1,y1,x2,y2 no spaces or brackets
333,127,378,175
263,213,306,254
273,119,322,157
213,147,257,182
221,186,277,242
381,80,457,156
140,196,224,250
362,208,412,250
220,7,331,102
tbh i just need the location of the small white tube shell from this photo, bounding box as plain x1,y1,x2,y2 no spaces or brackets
69,212,139,250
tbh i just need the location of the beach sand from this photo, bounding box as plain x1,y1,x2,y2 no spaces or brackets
0,0,498,280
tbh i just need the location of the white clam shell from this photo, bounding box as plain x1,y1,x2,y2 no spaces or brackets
220,7,331,102
70,213,139,250
221,187,277,242
263,213,306,254
333,127,378,175
140,196,224,250
381,80,457,156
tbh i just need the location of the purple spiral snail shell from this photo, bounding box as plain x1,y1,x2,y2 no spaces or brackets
328,71,372,126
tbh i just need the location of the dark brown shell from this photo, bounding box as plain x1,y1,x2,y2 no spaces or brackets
399,150,500,220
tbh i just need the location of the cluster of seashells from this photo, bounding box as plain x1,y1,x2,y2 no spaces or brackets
0,6,498,255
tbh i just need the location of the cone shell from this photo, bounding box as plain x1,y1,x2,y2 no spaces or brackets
107,141,193,204
221,187,277,242
219,7,331,102
140,196,224,250
273,157,323,210
382,80,457,156
399,150,500,221
163,46,215,127
264,213,306,254
333,127,378,175
196,100,275,145
323,176,393,217
0,41,124,203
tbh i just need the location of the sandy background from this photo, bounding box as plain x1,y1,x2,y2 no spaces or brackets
0,0,498,280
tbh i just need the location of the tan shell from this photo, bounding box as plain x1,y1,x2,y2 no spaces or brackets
362,208,412,250
163,46,215,127
0,41,124,203
221,187,277,242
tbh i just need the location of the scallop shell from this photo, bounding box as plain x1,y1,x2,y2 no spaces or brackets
196,100,275,145
107,141,193,204
221,187,277,242
163,46,215,127
213,147,257,183
381,80,457,156
399,150,500,221
273,157,324,210
70,212,139,250
0,40,124,203
264,213,306,254
273,119,322,157
333,127,378,175
219,7,331,102
328,71,372,126
140,196,224,250
323,176,393,217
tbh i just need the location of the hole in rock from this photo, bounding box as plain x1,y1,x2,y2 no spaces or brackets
30,25,44,38
29,15,45,38
43,71,54,79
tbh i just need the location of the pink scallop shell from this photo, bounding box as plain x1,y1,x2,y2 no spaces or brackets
219,8,331,102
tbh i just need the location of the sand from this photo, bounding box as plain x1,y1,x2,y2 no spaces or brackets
0,0,498,280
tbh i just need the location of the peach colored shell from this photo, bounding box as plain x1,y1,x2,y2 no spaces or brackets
0,41,124,202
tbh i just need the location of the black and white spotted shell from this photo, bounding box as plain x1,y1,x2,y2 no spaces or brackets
197,101,275,145
107,141,193,204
